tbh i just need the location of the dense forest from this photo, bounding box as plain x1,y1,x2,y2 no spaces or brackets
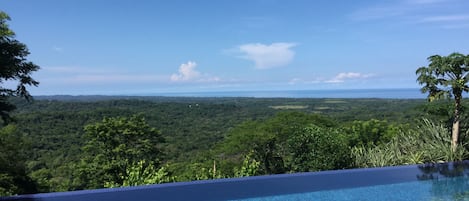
2,96,469,195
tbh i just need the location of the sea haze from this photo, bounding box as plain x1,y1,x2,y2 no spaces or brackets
144,88,426,99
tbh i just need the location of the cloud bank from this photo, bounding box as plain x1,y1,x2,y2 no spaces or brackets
237,42,297,69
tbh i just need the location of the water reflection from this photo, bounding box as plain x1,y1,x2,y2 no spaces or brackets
418,161,469,200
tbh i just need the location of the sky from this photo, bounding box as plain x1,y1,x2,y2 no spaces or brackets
1,0,469,95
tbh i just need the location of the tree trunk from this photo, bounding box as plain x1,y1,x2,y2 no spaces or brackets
452,118,459,151
452,95,461,152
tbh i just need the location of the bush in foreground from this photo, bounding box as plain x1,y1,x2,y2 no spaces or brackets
352,119,468,168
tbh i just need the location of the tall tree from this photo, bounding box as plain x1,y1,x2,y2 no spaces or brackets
0,11,39,124
77,115,165,189
416,52,469,151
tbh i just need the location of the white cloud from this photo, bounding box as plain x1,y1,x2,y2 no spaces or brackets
170,61,221,82
326,72,373,83
237,42,297,69
170,61,201,81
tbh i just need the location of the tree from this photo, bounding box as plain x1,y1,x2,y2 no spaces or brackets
0,11,40,124
344,119,402,148
416,52,469,151
77,115,165,189
220,112,337,174
0,125,37,196
287,125,350,172
220,120,278,174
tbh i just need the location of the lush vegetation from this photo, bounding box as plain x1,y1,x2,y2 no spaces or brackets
0,96,468,195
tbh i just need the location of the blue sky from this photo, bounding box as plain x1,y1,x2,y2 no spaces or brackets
1,0,469,95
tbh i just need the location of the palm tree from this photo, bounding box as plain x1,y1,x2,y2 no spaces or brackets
416,52,469,151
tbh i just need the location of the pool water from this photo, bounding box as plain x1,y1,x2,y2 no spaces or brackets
235,176,469,201
3,161,469,201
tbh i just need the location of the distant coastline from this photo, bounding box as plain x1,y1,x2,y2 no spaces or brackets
147,88,426,99
36,88,429,99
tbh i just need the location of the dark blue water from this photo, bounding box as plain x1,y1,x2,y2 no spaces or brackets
235,177,469,201
155,88,426,99
3,162,469,201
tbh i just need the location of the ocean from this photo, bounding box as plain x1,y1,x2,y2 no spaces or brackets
154,88,427,99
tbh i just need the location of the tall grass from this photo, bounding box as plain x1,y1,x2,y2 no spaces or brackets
352,119,468,168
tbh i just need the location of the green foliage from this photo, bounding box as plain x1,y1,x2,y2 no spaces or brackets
414,119,468,162
287,125,350,172
166,152,239,182
416,52,469,149
416,53,469,102
104,161,175,188
168,162,221,181
1,97,454,192
418,100,469,137
220,111,348,174
262,111,337,142
0,11,39,124
0,125,36,196
78,115,164,189
345,119,402,148
233,152,260,177
352,119,468,168
0,12,39,192
221,120,280,174
169,153,259,181
221,111,336,174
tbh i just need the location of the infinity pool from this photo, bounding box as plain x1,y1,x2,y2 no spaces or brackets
235,176,469,201
2,161,469,201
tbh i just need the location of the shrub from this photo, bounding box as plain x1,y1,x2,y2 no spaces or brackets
352,119,468,168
